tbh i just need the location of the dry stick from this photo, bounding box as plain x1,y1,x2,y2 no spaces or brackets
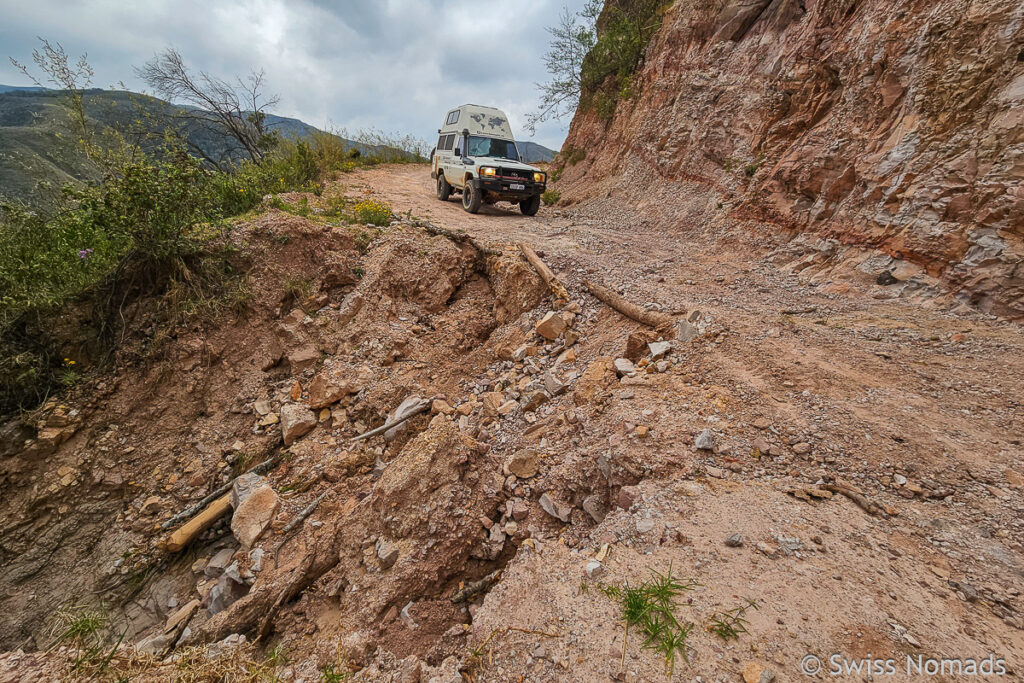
160,455,279,530
451,569,502,604
419,221,502,256
350,399,431,442
583,278,674,330
273,491,329,570
823,483,887,517
517,242,570,301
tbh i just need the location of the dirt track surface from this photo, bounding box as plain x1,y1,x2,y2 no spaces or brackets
343,164,1024,679
2,164,1021,681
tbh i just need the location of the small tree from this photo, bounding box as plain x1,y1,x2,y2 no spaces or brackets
135,48,280,167
526,1,601,134
10,38,96,156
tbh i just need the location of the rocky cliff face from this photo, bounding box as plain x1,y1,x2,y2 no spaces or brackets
561,0,1024,318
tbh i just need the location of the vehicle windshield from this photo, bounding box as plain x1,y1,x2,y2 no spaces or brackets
466,136,520,161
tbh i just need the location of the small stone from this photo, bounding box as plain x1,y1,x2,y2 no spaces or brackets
615,486,639,510
287,344,319,371
512,500,529,521
288,381,302,401
204,548,235,578
752,417,771,429
539,493,572,522
543,370,567,396
791,442,811,455
613,358,635,376
506,450,540,478
280,404,316,445
676,319,698,343
431,399,454,415
648,341,671,359
636,518,656,534
377,540,399,569
481,391,504,417
585,560,605,579
536,312,566,340
635,425,649,438
582,495,606,523
253,400,272,416
725,533,744,548
230,472,266,509
893,473,907,486
140,496,162,516
695,429,715,450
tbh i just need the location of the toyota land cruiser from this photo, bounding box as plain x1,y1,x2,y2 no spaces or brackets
430,104,546,215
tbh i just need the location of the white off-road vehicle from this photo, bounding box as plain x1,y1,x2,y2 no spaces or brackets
430,104,547,215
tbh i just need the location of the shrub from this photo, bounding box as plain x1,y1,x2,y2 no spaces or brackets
353,198,392,226
579,1,670,120
541,190,562,206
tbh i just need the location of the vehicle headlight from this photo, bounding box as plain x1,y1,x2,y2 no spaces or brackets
480,167,497,177
533,172,546,183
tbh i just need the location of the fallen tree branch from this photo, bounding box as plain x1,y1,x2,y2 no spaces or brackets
164,493,232,552
822,479,887,517
583,278,673,330
419,221,502,256
273,491,329,570
517,242,570,301
451,569,502,604
160,455,279,530
350,398,431,442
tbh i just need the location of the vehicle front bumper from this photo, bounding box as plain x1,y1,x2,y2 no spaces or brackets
474,177,545,198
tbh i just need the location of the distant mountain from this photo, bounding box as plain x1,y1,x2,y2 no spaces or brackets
0,85,47,94
518,141,555,163
0,86,345,208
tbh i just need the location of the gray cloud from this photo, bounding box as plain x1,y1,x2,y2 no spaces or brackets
0,0,588,150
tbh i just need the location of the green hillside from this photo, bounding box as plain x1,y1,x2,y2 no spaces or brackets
0,87,338,209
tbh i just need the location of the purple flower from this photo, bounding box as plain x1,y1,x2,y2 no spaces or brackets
78,248,94,259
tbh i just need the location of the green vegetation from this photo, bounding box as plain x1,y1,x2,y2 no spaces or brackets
601,565,699,676
0,40,423,416
541,189,562,206
353,197,393,226
579,1,671,121
708,598,759,641
320,662,351,682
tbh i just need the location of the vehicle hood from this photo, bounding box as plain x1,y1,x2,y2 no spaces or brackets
471,157,541,173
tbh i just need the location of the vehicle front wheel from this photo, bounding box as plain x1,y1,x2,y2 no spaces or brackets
462,180,482,214
520,194,540,216
437,174,451,201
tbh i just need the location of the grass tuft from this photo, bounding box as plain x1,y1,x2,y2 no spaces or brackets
708,598,759,641
603,564,699,676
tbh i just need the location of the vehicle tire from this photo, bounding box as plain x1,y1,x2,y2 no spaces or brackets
462,179,482,213
437,174,451,201
520,194,541,216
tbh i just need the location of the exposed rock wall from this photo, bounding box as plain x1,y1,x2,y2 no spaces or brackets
561,0,1024,318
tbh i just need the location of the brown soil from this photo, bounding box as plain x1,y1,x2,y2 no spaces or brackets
0,164,1021,682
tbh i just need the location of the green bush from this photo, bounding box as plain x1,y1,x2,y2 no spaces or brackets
580,1,669,120
541,190,562,206
353,198,393,226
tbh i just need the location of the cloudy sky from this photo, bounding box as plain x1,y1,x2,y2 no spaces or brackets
0,0,590,150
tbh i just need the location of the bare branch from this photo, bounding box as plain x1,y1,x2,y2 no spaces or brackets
134,48,280,164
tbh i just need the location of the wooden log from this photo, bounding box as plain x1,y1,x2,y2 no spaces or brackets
164,493,232,552
160,455,279,530
583,278,673,330
517,242,570,301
